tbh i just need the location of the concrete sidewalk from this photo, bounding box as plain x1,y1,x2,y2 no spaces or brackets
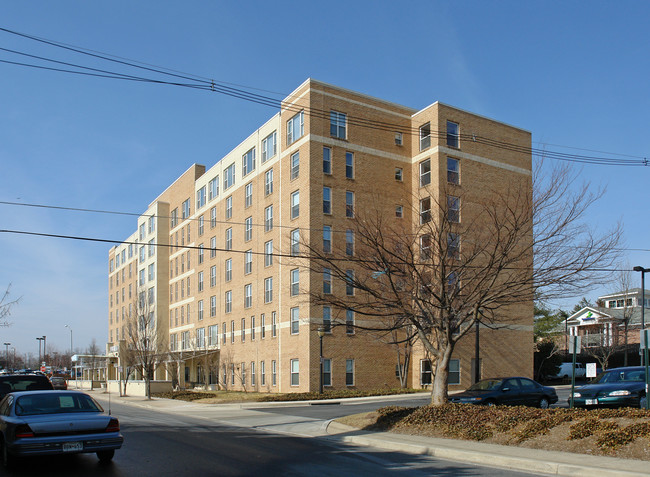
90,390,649,477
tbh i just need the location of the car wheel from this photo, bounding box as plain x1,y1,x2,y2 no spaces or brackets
539,397,550,409
640,395,647,410
484,400,496,407
97,450,115,463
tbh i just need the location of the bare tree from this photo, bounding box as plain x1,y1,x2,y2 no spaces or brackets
304,161,622,405
119,345,137,396
125,287,167,399
617,268,635,366
0,284,19,327
87,339,101,382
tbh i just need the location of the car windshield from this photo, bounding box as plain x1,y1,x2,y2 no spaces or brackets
467,379,503,391
597,370,645,384
15,393,103,416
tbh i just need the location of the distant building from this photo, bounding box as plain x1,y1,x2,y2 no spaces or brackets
565,289,650,350
106,79,533,392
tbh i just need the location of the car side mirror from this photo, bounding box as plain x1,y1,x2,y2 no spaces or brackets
502,387,510,392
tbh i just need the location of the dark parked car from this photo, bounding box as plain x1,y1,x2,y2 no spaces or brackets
570,366,647,408
0,375,54,400
449,377,558,408
0,390,123,467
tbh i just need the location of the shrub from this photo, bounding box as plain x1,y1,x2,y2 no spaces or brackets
596,422,650,450
568,418,619,440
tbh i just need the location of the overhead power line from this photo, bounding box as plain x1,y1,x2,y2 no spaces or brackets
0,27,647,168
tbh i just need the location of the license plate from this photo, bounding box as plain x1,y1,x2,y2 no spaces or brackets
62,442,83,452
585,399,598,405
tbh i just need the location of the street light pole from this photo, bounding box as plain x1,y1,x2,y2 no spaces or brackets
317,327,325,394
3,343,10,370
36,337,44,367
65,325,73,374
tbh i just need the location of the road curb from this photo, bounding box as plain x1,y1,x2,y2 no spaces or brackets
325,422,649,477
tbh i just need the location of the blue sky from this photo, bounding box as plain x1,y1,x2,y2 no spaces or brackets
1,1,648,357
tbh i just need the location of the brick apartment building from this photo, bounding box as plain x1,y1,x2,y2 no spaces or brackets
106,79,534,393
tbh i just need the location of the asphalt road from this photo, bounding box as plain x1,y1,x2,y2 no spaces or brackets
1,398,547,477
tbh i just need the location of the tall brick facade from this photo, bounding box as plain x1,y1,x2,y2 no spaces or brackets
106,79,533,393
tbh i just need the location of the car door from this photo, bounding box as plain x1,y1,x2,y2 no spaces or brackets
517,378,542,406
499,378,522,405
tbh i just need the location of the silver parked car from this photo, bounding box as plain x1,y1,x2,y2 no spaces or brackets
0,390,123,467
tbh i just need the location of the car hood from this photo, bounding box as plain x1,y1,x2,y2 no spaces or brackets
19,412,111,434
575,382,644,397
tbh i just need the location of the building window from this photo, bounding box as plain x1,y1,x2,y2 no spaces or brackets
323,269,332,294
290,151,299,180
210,295,216,317
198,216,204,236
245,217,253,242
323,358,332,387
345,152,354,179
419,159,431,187
241,362,246,383
264,277,273,303
447,121,459,148
148,216,155,234
264,240,273,267
198,271,204,292
346,309,354,334
225,290,232,313
261,314,266,339
210,265,216,287
245,182,253,208
265,168,273,196
208,324,218,346
225,227,232,250
148,239,155,257
224,163,235,190
290,359,299,386
345,270,355,296
197,186,206,210
242,147,256,176
139,223,145,241
225,258,232,282
290,228,300,256
449,359,460,384
395,205,403,218
345,191,354,218
290,307,299,334
420,234,431,261
210,207,217,228
420,360,432,385
260,360,266,385
323,146,332,174
290,191,299,219
395,167,403,181
345,359,355,386
210,236,216,258
244,250,252,274
447,233,460,259
346,229,354,256
222,322,226,344
171,208,178,228
182,198,191,219
196,327,205,348
225,196,232,220
148,263,155,281
265,205,273,232
323,226,331,253
208,176,219,200
272,360,277,386
287,111,304,144
447,157,460,185
198,244,204,264
241,318,246,342
330,110,347,138
395,132,403,146
420,197,431,224
290,269,299,296
251,361,256,385
323,187,332,214
262,131,277,163
230,320,235,343
447,196,461,223
420,122,431,150
323,306,331,333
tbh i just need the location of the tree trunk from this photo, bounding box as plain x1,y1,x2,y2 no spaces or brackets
430,347,452,406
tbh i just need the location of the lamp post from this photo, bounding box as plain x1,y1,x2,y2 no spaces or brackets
317,327,326,394
36,337,44,368
65,325,73,374
42,335,46,363
3,343,10,371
